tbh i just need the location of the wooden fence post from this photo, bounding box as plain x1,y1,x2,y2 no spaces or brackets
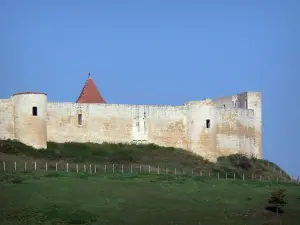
209,172,210,178
157,166,160,175
94,164,97,173
130,165,133,174
121,164,124,174
139,165,142,173
34,161,36,171
233,173,235,180
243,174,245,181
89,164,92,174
225,173,227,179
112,164,115,174
148,165,151,174
2,161,5,172
76,164,79,173
66,163,69,173
14,161,16,171
104,165,107,172
46,161,48,172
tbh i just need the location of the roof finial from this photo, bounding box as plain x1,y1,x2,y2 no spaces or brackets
88,72,91,79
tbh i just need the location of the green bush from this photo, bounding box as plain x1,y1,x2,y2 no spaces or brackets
267,188,288,216
0,139,291,181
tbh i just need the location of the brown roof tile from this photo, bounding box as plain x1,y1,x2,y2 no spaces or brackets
76,76,106,104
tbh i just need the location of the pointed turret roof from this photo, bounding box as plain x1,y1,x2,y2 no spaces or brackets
76,73,106,103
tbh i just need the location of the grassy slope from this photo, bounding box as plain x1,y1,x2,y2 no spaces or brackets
0,171,299,225
0,139,291,180
0,140,299,225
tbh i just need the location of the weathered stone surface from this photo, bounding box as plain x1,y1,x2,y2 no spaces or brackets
0,91,262,162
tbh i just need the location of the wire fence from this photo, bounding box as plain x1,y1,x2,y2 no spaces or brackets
0,159,299,185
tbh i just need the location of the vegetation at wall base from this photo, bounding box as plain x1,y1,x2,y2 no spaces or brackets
0,139,291,180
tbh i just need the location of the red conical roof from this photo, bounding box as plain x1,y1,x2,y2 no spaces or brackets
76,75,106,103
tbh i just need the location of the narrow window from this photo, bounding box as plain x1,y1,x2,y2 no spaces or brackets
245,99,248,109
223,104,226,108
32,107,38,116
206,119,210,128
78,114,82,125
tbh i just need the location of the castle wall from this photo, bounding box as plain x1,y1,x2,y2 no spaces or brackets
0,99,14,140
215,92,261,159
146,105,187,149
244,92,262,158
0,90,261,162
215,95,237,108
216,108,256,159
47,103,133,143
47,103,187,149
185,99,217,160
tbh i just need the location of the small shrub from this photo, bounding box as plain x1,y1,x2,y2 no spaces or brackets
12,176,24,184
0,173,25,184
267,188,287,216
228,154,253,170
0,139,19,153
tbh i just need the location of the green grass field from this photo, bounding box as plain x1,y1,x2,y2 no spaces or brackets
0,171,299,225
0,139,299,225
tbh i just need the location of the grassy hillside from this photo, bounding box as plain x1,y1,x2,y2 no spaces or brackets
0,139,299,225
0,139,291,181
0,171,299,225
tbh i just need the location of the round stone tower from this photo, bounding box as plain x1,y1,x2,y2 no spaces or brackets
12,92,47,149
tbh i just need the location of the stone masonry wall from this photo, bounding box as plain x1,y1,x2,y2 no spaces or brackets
216,108,256,158
47,102,188,150
12,93,47,149
0,99,14,140
0,91,261,162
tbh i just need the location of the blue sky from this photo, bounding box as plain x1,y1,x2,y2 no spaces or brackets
0,0,299,176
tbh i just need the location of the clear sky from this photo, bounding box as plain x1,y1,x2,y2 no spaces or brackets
0,0,299,176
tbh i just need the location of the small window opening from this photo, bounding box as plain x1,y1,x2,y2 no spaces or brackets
206,119,210,128
32,107,38,116
223,104,226,108
78,114,82,125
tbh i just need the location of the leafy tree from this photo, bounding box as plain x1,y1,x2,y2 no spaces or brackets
268,188,287,216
